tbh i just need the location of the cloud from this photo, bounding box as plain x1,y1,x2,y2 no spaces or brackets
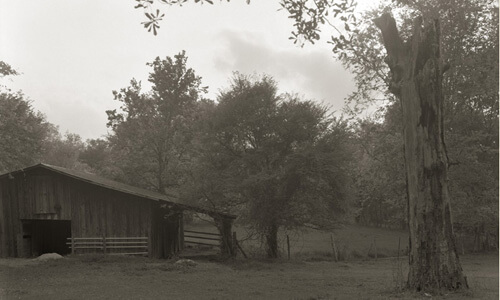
213,30,355,112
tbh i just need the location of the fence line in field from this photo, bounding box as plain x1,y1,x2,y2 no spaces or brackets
184,230,221,247
66,237,148,255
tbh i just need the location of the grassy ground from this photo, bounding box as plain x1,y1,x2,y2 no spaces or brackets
0,253,497,299
1,224,496,299
185,222,409,259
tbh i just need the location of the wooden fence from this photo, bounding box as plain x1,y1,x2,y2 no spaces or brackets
66,237,148,255
183,230,221,247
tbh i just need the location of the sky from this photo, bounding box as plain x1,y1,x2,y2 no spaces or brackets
0,0,377,140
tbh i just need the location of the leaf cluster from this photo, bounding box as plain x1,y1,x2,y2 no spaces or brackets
134,0,231,35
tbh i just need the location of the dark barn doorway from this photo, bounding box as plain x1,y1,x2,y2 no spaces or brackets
23,220,72,256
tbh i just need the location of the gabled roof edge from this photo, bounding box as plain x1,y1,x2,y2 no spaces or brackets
0,163,236,220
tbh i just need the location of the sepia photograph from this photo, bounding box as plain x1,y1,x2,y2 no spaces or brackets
0,0,498,299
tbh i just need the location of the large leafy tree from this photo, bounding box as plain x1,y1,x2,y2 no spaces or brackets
190,74,353,258
0,92,53,173
106,51,206,193
0,62,54,173
0,62,90,173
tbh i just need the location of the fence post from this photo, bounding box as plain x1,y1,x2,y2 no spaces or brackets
232,231,237,257
102,236,106,254
286,235,290,260
460,233,465,255
71,237,75,255
330,233,338,262
397,236,401,260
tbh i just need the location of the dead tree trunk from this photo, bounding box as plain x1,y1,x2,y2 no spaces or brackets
374,13,468,291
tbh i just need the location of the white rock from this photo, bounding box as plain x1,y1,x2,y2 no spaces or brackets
35,253,63,261
175,259,196,266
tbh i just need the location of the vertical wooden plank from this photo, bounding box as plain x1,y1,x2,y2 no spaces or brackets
179,213,184,251
17,176,24,219
88,188,94,236
26,176,32,219
125,196,130,236
5,178,14,256
0,179,7,257
66,176,72,219
99,190,105,237
60,176,70,220
36,176,45,213
148,202,155,258
80,185,85,237
9,178,20,257
48,176,55,216
106,192,112,238
151,202,160,258
34,176,40,214
70,178,79,238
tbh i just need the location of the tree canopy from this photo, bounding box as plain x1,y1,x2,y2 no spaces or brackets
0,61,91,174
106,51,206,194
186,73,354,257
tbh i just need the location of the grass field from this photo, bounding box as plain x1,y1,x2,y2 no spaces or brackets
0,253,497,299
185,223,410,259
0,225,497,299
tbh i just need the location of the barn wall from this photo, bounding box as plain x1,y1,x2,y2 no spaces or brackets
0,177,22,257
4,168,151,238
17,169,72,220
69,181,151,238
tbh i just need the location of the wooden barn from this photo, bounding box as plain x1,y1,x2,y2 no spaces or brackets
0,163,236,258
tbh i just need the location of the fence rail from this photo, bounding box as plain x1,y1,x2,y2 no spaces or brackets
184,230,221,247
66,237,148,255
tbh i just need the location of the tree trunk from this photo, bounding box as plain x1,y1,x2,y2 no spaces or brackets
266,223,279,258
215,217,235,257
374,13,468,291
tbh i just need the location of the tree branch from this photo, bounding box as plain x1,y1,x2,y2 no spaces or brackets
373,13,404,60
373,12,406,97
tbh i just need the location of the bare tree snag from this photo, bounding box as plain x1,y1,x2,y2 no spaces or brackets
374,13,468,291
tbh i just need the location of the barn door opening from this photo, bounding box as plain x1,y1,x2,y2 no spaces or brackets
29,220,72,256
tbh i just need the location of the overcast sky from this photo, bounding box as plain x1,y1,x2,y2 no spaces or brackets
0,0,376,140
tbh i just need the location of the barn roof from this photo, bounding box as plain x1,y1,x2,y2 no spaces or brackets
0,163,236,219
